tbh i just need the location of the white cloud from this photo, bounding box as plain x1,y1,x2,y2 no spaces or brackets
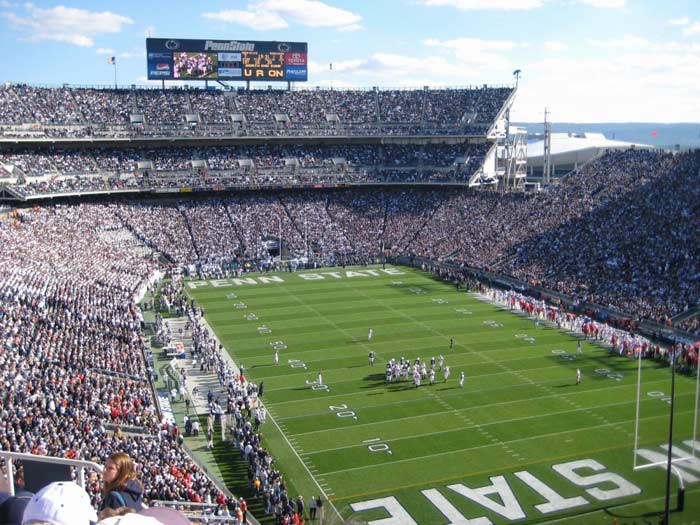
118,50,146,60
543,41,568,51
419,0,544,10
3,4,133,47
666,16,700,36
424,37,527,69
682,22,700,36
668,17,690,26
97,47,143,59
261,0,361,27
337,23,363,32
203,0,361,31
588,35,651,49
577,0,625,7
202,8,288,30
316,59,367,73
509,45,700,122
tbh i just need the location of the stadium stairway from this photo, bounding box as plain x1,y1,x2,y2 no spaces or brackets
162,317,224,416
162,318,267,524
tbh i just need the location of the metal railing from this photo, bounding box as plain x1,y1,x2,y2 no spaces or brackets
0,451,102,495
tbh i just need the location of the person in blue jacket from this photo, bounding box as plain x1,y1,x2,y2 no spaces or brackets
99,452,144,515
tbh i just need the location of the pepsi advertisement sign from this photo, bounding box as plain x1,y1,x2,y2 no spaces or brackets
148,51,172,77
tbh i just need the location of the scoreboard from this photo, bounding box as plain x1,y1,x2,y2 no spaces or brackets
146,38,308,82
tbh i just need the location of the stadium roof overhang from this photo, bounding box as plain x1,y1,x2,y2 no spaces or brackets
527,132,653,168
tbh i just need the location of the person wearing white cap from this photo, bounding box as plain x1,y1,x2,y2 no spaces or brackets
21,481,97,525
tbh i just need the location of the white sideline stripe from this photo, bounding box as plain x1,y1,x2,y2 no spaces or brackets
263,396,343,523
317,407,698,477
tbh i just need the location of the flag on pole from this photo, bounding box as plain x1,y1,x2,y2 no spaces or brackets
329,62,332,71
108,56,116,65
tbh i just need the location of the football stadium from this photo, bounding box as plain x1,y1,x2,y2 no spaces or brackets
0,7,699,525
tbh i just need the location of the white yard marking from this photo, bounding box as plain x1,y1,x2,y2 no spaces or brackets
317,407,698,477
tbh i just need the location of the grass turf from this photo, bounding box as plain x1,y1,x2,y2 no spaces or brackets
186,265,700,525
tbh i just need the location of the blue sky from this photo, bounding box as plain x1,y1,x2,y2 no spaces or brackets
1,0,699,122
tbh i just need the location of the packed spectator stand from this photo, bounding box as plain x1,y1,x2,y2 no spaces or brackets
0,84,512,138
0,84,508,197
0,142,490,197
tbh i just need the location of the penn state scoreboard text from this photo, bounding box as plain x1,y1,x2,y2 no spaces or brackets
146,38,308,82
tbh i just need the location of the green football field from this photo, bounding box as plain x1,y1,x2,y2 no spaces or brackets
186,265,700,525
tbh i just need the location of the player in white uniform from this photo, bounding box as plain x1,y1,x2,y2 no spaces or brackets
577,340,582,356
576,368,582,385
274,350,279,365
438,355,445,371
429,369,436,385
444,366,451,383
369,351,375,366
459,371,465,388
368,328,373,342
318,370,323,386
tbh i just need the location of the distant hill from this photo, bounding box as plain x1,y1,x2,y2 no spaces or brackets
513,122,700,148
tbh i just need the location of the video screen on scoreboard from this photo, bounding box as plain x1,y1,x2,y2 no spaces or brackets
147,38,307,82
173,52,218,79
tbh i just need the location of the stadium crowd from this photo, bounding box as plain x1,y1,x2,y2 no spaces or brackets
1,143,484,175
2,148,696,325
1,143,488,196
0,84,512,138
25,148,692,325
0,205,234,514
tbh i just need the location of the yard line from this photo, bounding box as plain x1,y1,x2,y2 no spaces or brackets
250,348,566,381
318,407,697,477
260,396,344,523
273,374,679,422
240,329,563,360
270,279,389,365
263,363,571,392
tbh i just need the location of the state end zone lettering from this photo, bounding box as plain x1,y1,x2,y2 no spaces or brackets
350,458,642,524
348,440,700,524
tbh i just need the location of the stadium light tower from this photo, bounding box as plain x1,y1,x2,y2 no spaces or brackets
543,108,552,185
277,213,283,261
512,69,521,88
